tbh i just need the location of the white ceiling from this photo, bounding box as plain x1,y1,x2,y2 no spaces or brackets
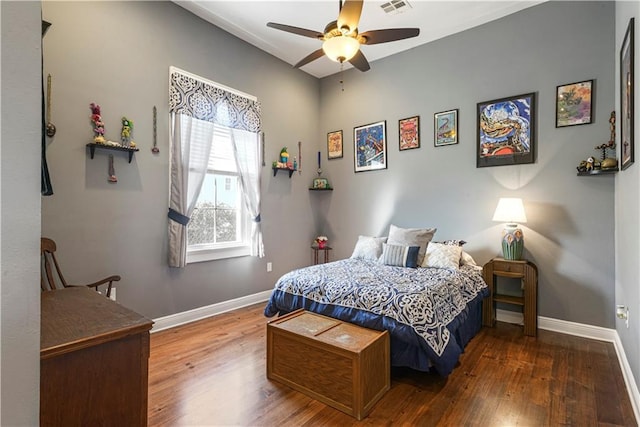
173,0,545,78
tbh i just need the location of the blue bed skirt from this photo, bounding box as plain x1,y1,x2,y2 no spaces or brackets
264,289,486,376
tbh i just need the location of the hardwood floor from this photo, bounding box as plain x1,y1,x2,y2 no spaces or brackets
148,303,637,426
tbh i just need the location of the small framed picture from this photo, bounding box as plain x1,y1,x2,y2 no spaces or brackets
434,109,458,147
398,116,420,151
354,120,387,173
556,80,594,127
477,92,536,168
620,18,634,170
327,130,343,159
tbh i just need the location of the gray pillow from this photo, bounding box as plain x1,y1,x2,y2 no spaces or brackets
387,224,437,265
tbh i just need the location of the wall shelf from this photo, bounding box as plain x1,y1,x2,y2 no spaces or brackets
87,143,139,163
577,168,618,176
272,166,296,178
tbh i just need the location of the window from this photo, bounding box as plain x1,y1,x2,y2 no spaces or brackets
186,122,254,263
168,66,263,268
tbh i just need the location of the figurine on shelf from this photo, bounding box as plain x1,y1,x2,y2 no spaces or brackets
595,111,618,170
312,177,330,189
280,147,289,163
121,116,136,148
315,236,328,249
90,103,106,144
576,110,618,173
273,147,296,170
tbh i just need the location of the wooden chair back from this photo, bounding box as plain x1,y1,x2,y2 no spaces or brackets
41,237,68,291
40,237,121,298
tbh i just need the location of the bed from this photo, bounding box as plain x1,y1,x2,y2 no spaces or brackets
264,233,489,377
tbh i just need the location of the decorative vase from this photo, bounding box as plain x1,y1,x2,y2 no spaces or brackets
318,241,326,249
501,224,524,260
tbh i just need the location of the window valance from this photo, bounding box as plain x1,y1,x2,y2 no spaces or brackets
169,68,261,133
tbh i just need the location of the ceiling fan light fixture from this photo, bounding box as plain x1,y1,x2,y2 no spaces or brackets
322,36,360,63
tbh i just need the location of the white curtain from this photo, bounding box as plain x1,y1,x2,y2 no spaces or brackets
167,67,262,267
230,129,264,258
168,115,215,267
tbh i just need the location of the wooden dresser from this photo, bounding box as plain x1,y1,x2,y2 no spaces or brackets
40,286,153,426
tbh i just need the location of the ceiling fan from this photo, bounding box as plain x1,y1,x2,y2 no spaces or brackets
267,0,420,72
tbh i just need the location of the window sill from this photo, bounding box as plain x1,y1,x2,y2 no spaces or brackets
187,245,250,263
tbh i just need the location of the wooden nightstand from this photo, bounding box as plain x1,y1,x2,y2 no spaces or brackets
482,258,538,336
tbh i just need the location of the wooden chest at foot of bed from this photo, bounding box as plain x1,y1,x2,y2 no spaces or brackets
267,309,390,420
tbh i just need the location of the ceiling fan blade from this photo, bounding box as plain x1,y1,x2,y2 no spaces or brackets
337,0,363,34
294,49,326,68
360,28,420,45
266,22,324,39
349,49,370,72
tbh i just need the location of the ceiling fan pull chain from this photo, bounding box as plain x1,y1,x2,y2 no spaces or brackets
340,62,345,92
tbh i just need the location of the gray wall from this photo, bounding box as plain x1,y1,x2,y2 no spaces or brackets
41,1,320,319
318,1,617,328
3,0,636,422
615,0,640,406
0,2,42,425
39,2,626,336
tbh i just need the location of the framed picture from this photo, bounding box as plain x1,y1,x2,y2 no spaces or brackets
354,120,387,173
621,18,634,170
398,116,420,151
434,109,458,147
477,92,536,168
556,80,594,127
327,130,343,159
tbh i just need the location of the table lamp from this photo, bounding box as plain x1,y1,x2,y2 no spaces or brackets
492,198,527,260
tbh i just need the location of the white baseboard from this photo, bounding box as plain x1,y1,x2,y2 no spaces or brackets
150,290,272,333
613,333,640,424
497,310,638,422
154,296,639,423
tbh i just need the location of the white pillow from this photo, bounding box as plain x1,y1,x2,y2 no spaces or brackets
421,242,462,269
387,224,437,265
350,236,387,261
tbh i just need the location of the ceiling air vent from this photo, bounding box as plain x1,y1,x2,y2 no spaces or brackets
380,0,412,15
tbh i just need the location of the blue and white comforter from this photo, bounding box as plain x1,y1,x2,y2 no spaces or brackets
264,258,489,376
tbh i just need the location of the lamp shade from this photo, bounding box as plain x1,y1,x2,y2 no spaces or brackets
322,36,360,63
492,198,527,224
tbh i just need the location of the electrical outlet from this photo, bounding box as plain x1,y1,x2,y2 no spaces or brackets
110,288,116,301
267,262,272,272
616,305,630,328
626,307,629,329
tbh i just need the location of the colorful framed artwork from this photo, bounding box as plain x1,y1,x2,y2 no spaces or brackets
434,109,458,147
354,120,387,173
477,92,536,168
556,80,594,127
327,130,343,159
621,18,634,170
398,116,420,151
